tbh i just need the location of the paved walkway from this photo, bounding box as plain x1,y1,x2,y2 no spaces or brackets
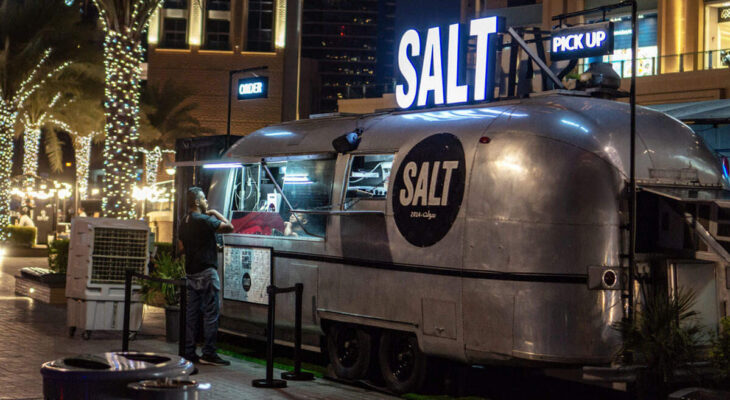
0,257,390,400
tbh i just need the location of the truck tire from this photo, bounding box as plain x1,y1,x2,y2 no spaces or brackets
326,323,371,380
378,331,426,394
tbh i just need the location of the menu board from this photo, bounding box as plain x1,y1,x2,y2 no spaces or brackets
223,245,271,304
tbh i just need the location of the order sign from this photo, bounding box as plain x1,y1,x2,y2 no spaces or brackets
392,133,466,247
223,245,271,304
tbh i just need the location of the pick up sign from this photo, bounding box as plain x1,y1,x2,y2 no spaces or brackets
550,21,614,61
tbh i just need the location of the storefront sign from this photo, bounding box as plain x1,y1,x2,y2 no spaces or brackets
719,7,730,23
392,133,465,247
223,245,271,304
237,77,268,100
395,16,502,109
550,21,614,61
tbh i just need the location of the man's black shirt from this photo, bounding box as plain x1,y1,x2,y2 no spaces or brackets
178,212,222,275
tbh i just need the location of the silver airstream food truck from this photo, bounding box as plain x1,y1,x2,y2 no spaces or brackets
202,92,730,393
197,15,730,394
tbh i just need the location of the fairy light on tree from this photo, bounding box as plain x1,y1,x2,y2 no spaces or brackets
0,48,70,235
74,134,95,200
91,0,164,219
139,146,175,187
20,92,63,183
48,117,98,201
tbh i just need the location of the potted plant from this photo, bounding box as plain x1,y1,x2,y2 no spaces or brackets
142,252,185,342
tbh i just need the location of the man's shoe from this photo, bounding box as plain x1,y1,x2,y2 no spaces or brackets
199,353,230,366
185,354,200,363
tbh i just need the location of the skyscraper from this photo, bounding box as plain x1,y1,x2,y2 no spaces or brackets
302,0,396,113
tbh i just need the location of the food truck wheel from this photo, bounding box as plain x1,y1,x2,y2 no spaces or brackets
327,324,372,380
378,331,426,394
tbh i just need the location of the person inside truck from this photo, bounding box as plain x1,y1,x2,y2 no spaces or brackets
283,212,308,237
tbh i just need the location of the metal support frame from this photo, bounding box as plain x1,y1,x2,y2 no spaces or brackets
507,27,564,90
552,0,638,324
123,270,188,357
226,66,269,149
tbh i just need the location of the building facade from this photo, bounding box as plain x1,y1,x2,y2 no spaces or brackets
145,0,296,135
341,0,730,109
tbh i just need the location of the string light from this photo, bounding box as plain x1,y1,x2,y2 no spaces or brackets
21,92,63,184
91,0,164,219
74,134,95,200
139,146,175,187
0,49,68,239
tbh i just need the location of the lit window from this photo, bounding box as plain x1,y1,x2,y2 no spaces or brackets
162,18,188,49
246,0,274,51
344,154,394,209
228,158,335,240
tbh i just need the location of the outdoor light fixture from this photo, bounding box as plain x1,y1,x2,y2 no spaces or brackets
332,129,362,153
203,163,242,169
165,167,176,175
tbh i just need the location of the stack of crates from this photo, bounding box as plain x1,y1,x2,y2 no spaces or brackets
66,217,150,339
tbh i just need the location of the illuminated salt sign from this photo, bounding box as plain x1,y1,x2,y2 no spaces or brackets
550,21,614,61
395,16,502,109
237,77,268,100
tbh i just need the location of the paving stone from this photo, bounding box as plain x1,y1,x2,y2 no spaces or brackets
0,257,392,400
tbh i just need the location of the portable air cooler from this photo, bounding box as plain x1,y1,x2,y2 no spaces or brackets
66,217,150,339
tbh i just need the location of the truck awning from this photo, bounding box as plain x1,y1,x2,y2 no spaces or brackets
647,99,730,124
640,186,730,204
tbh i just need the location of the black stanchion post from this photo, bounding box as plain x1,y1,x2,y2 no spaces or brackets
122,269,133,352
282,283,314,381
252,285,287,388
178,278,187,357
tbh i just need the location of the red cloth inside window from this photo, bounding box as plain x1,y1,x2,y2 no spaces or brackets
232,212,285,235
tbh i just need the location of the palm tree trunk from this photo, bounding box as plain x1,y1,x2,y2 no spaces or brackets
0,108,15,233
23,124,41,182
101,31,143,219
145,146,162,187
74,135,93,200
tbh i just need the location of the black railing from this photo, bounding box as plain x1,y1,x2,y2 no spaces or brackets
122,270,187,357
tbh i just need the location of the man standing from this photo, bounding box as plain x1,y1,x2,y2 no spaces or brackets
178,187,234,365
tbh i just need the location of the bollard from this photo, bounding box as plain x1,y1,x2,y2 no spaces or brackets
122,272,188,357
252,285,287,388
178,279,187,357
281,283,314,381
122,269,133,352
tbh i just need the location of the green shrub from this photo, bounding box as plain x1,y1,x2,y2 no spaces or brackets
613,288,704,398
711,317,730,384
48,239,70,274
154,242,174,260
1,226,37,247
142,253,185,307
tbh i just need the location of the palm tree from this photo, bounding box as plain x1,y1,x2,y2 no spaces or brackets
139,79,207,186
48,92,105,201
91,0,164,218
0,0,84,231
18,60,103,182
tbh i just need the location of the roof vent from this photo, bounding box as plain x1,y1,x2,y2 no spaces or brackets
576,62,626,99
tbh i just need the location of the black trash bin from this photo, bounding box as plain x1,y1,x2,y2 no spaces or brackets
41,352,194,400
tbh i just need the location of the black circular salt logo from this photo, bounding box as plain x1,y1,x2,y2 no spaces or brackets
242,273,252,292
392,133,465,247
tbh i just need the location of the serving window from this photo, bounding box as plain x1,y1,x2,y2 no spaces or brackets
344,154,394,210
227,158,335,240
